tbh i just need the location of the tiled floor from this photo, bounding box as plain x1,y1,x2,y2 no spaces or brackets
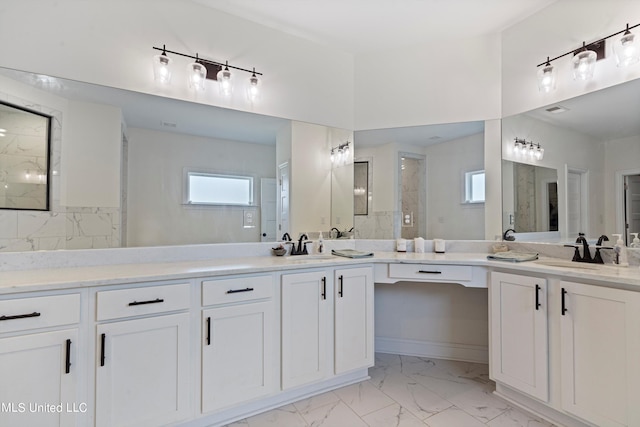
227,353,555,427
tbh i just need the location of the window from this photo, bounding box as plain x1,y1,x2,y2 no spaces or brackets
186,171,253,206
464,170,485,203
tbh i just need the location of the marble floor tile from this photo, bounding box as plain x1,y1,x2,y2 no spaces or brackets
423,406,486,427
487,407,556,427
226,404,308,427
300,400,368,427
361,403,427,427
408,365,488,400
293,391,341,415
376,374,453,420
333,379,395,416
447,387,510,423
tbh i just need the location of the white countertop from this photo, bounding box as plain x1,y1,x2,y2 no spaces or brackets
1,250,639,295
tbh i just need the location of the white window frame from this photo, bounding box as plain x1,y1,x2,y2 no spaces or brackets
464,169,485,204
184,169,254,206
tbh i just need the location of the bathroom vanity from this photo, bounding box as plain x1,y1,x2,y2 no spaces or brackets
0,242,638,427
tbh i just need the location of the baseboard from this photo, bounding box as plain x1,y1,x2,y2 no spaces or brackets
375,336,488,364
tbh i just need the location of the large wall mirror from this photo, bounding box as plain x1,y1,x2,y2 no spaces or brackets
354,121,486,240
0,66,353,251
0,101,51,211
502,78,640,245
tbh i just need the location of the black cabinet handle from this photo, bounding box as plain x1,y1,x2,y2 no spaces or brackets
535,284,541,310
206,317,211,346
561,288,568,315
100,333,106,367
0,311,41,321
226,288,254,294
321,277,326,300
128,298,164,306
418,270,442,274
65,339,72,374
338,275,344,297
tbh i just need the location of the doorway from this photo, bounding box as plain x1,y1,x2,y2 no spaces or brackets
624,174,640,245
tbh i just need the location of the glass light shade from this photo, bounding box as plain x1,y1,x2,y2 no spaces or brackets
217,68,233,97
153,54,172,84
614,31,640,67
188,62,207,91
330,150,335,163
535,146,544,160
528,143,536,158
247,73,260,102
537,63,556,93
572,50,597,81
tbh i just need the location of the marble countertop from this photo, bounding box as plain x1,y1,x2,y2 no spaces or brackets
0,250,639,295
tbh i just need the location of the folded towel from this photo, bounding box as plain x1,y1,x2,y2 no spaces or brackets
487,251,538,262
331,249,374,258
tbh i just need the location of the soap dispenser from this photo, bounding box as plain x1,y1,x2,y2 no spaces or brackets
317,232,325,254
612,234,629,267
631,233,640,248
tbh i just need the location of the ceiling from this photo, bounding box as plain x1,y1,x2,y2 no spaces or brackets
193,0,558,54
355,121,484,147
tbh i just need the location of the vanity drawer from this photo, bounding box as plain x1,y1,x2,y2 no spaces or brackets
97,283,190,321
388,264,472,282
202,275,273,306
0,293,80,333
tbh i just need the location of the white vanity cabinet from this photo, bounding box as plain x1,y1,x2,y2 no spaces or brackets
281,266,374,390
94,283,191,427
201,274,276,413
559,281,640,427
0,293,81,427
490,272,549,402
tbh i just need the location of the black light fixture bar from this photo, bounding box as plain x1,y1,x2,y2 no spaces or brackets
152,45,263,76
536,22,640,67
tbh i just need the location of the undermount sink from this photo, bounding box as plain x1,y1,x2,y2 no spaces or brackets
534,260,602,270
283,254,335,261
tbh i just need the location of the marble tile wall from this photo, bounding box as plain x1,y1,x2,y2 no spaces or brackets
355,211,400,239
0,91,122,252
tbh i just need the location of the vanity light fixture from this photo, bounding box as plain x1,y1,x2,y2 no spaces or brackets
152,45,262,99
513,138,544,160
330,142,351,165
536,22,640,91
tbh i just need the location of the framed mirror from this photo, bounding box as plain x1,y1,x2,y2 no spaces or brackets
0,101,51,211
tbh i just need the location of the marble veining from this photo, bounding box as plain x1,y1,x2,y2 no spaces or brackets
227,355,554,427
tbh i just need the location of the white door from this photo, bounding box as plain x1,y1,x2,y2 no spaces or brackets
490,272,549,402
560,281,640,427
281,271,329,389
0,329,79,427
566,170,584,237
278,162,290,239
260,178,277,242
624,174,640,244
95,313,190,427
202,301,274,412
334,267,374,374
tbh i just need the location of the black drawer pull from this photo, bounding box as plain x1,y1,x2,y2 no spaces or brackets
321,277,326,300
226,288,254,294
206,317,211,346
128,298,164,306
338,275,344,297
561,288,568,315
418,270,442,274
535,284,541,310
100,333,106,367
65,339,72,374
0,311,41,321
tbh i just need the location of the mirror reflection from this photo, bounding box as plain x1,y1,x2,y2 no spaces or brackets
502,78,640,244
354,121,486,240
0,101,50,210
353,161,368,216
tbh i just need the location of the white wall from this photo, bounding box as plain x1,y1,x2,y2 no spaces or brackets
354,34,502,130
62,101,122,208
127,127,276,246
425,133,485,240
0,0,354,130
502,0,640,117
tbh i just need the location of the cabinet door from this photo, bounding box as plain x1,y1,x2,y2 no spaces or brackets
281,271,329,389
202,301,274,412
95,313,190,427
490,272,548,402
560,281,640,427
334,266,374,374
0,329,79,427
